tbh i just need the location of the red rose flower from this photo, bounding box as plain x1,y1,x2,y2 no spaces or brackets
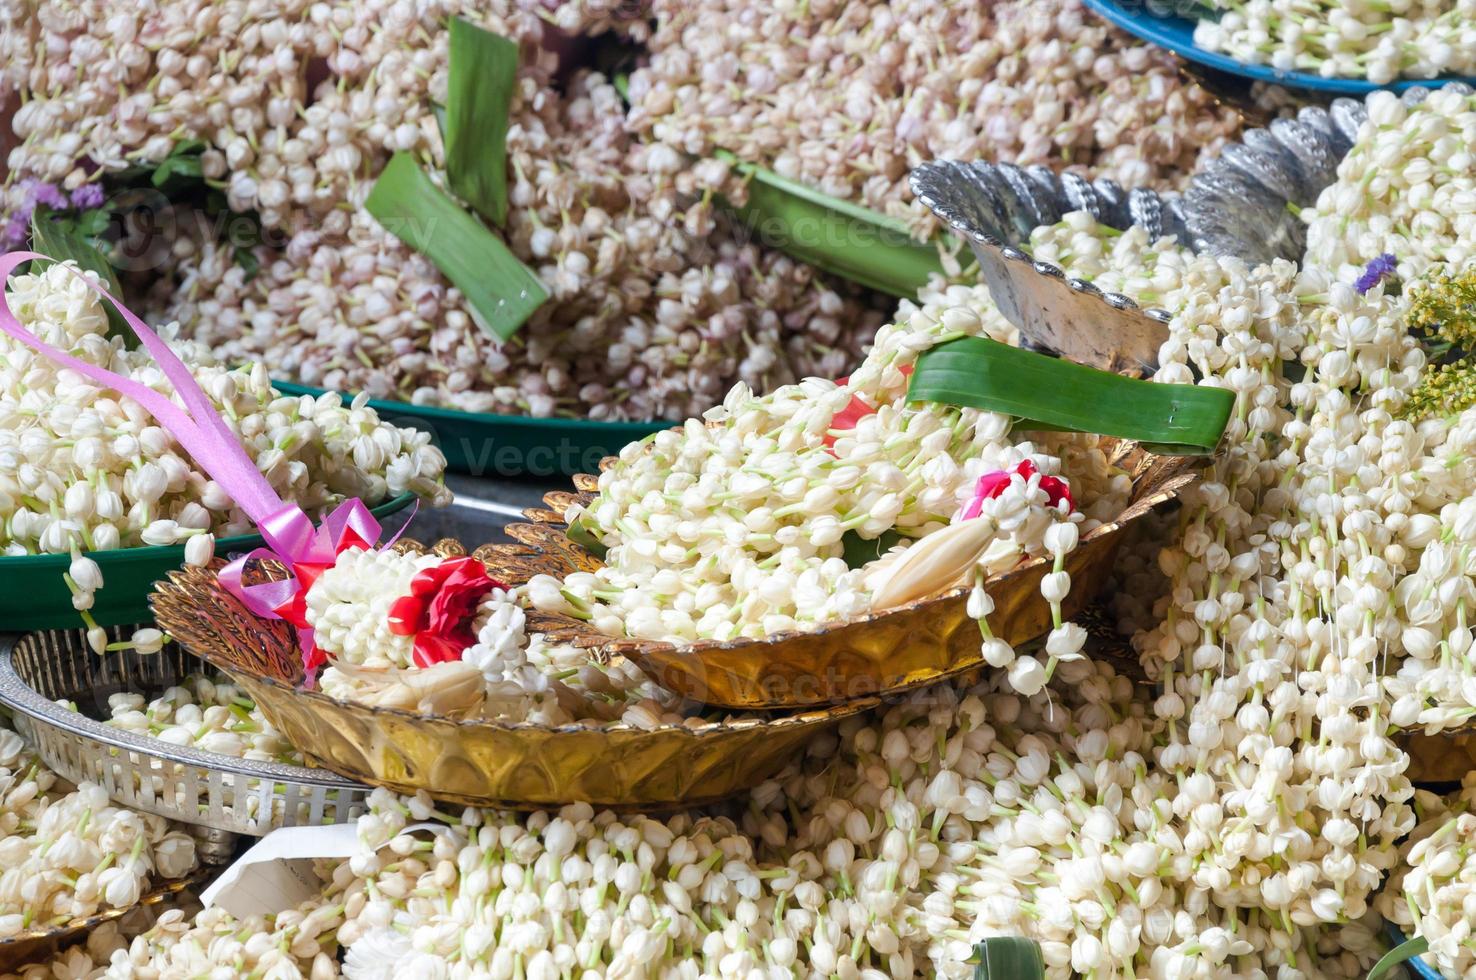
387,557,504,668
961,459,1073,520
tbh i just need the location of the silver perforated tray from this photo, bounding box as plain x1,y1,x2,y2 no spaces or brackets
0,626,370,843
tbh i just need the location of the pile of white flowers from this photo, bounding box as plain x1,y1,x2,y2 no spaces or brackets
4,899,340,980
91,674,301,766
25,76,1476,980
629,0,1249,237
0,716,198,943
1,262,451,649
2,0,884,422
18,653,1387,979
1303,88,1476,282
1193,0,1476,84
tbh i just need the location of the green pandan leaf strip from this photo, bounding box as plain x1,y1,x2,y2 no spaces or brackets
840,528,906,569
365,152,546,341
445,17,519,228
566,513,608,562
969,937,1045,980
908,336,1235,456
715,149,947,298
1366,936,1429,980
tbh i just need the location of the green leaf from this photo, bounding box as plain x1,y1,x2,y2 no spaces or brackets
908,336,1235,456
151,152,204,189
716,149,947,298
72,207,114,239
1367,936,1429,980
445,17,519,228
365,152,547,341
28,211,130,343
840,528,905,569
970,937,1045,980
234,245,260,282
566,513,608,561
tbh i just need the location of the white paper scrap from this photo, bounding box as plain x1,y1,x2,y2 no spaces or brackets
201,821,445,919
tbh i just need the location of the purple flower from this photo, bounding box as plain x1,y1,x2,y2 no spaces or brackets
8,197,36,227
70,184,106,210
1355,253,1398,294
0,218,27,249
30,182,67,211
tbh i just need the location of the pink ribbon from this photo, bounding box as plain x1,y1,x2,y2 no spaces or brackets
0,251,404,678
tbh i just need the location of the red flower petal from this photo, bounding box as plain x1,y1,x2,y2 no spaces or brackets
412,632,464,668
426,559,494,647
387,558,501,665
387,594,427,636
823,366,914,453
1040,475,1074,510
273,561,331,630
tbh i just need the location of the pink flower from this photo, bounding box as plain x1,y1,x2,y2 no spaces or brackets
961,459,1073,520
387,557,503,667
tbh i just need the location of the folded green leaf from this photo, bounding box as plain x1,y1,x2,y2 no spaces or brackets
908,336,1234,456
970,937,1045,980
366,152,546,341
28,211,130,342
445,17,518,228
1366,936,1429,980
567,512,608,561
716,150,947,299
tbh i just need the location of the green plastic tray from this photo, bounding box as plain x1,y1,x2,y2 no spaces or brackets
718,151,948,298
272,380,671,477
0,493,414,631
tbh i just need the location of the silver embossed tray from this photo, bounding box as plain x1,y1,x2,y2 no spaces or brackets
909,83,1473,372
0,626,370,846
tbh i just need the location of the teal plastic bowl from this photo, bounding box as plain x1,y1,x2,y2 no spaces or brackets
0,493,414,631
272,381,671,477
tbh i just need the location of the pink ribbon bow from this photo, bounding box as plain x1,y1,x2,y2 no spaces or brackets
0,251,404,680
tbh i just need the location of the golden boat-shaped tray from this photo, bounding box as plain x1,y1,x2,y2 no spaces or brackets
151,540,874,811
483,437,1199,710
